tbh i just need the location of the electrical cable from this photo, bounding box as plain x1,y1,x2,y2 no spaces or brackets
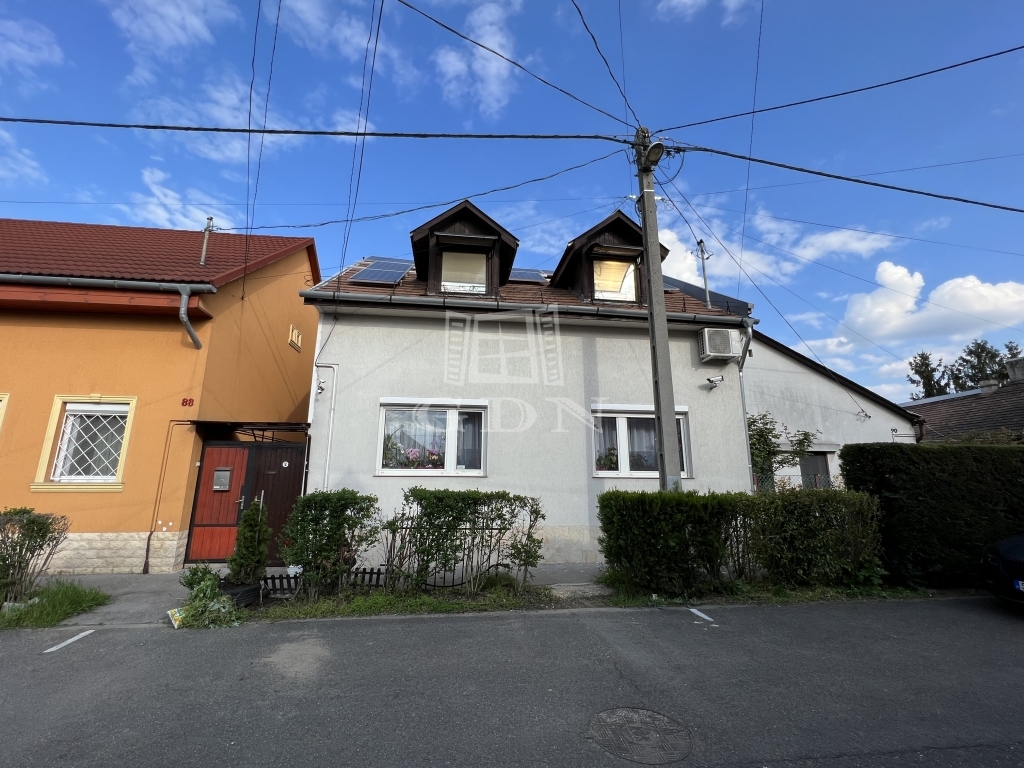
617,0,633,196
240,0,264,300
678,145,1024,214
393,0,630,128
216,148,624,232
737,0,765,295
569,0,639,126
655,42,1024,133
0,116,630,143
657,173,872,417
684,207,1024,333
243,0,283,300
690,151,1024,201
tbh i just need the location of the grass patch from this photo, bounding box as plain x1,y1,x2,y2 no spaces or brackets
0,580,110,629
251,585,554,622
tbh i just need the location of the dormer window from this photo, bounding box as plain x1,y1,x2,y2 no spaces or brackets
441,251,487,294
593,259,637,302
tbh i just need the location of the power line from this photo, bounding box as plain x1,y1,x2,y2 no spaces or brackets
393,0,630,128
0,116,629,143
655,42,1024,133
240,0,264,300
690,151,1024,200
687,203,1024,259
680,144,1024,214
340,0,385,273
216,148,624,231
688,209,1024,333
737,0,765,296
657,174,871,416
569,0,639,126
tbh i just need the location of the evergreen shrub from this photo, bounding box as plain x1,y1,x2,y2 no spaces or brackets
225,500,272,586
840,443,1024,586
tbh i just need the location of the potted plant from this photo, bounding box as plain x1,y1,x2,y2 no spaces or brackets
222,500,271,607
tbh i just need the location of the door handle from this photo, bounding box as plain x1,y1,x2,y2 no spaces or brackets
236,496,245,508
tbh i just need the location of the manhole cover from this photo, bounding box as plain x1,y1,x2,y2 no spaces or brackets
587,708,691,765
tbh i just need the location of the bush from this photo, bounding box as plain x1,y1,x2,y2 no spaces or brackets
225,501,271,586
597,488,882,595
175,563,241,628
840,443,1024,586
746,489,882,587
0,507,70,604
279,490,381,599
383,488,545,594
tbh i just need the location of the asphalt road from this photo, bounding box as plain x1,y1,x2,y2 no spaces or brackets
2,597,1022,767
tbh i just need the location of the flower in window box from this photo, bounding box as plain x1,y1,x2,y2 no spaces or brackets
406,448,421,462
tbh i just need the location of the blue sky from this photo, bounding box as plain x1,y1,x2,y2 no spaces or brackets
1,0,1022,401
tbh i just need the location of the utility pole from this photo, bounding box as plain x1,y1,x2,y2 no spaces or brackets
634,127,681,491
697,239,712,309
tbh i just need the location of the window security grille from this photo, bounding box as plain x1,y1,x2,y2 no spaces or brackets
51,404,129,482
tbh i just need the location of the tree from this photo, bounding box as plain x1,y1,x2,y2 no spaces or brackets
225,500,271,586
945,339,1007,390
907,351,949,400
747,412,818,491
1005,340,1022,360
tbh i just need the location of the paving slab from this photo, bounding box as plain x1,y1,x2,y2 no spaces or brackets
529,562,604,585
53,573,187,626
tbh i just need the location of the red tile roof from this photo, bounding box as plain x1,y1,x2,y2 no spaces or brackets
314,258,738,317
0,218,319,287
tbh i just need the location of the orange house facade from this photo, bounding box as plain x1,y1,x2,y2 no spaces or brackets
0,219,320,573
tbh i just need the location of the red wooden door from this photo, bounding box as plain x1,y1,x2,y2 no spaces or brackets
186,446,249,561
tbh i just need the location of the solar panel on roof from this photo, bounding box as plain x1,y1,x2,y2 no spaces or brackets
349,262,412,285
363,255,412,265
509,268,548,283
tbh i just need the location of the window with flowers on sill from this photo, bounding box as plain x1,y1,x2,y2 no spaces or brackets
376,403,486,476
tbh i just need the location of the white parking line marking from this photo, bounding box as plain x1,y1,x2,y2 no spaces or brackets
689,608,715,622
43,630,94,653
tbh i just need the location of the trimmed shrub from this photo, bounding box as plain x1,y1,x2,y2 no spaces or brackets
597,490,745,594
383,488,545,594
279,490,381,599
225,500,272,586
597,488,882,595
746,489,882,587
0,507,70,604
840,443,1024,586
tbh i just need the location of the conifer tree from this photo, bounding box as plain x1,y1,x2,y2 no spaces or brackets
226,500,271,586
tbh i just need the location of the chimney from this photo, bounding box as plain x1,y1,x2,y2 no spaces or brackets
200,217,213,266
1006,357,1024,385
979,379,1000,393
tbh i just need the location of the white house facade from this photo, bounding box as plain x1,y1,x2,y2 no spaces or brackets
302,203,755,563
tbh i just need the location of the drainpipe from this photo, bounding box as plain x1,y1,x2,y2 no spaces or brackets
0,274,215,350
314,363,339,491
737,321,755,492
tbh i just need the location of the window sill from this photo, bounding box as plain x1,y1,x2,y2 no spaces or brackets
30,482,124,493
593,473,693,480
375,470,486,478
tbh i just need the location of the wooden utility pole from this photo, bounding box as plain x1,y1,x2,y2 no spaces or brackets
634,127,681,491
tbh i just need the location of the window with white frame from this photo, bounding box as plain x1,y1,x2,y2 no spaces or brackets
51,403,130,482
378,404,486,475
592,409,691,477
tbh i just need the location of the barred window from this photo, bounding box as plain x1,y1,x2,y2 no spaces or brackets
51,403,129,482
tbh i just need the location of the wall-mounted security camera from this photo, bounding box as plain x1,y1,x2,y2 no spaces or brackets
707,375,724,389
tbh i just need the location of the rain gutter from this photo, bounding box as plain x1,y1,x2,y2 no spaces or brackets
0,274,217,349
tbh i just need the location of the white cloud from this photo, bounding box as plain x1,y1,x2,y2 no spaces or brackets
787,311,826,329
656,0,753,24
660,227,702,285
279,0,417,86
118,167,238,230
433,1,521,118
0,18,63,76
869,382,913,402
101,0,240,84
492,200,578,257
139,71,303,163
916,216,951,232
839,261,1024,343
0,130,46,184
789,229,896,261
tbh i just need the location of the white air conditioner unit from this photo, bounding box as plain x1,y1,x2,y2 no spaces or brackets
698,328,744,362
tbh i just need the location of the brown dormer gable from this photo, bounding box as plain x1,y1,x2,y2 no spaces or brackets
409,200,519,296
549,210,669,304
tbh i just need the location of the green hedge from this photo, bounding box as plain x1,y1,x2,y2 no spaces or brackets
597,489,882,595
840,443,1024,586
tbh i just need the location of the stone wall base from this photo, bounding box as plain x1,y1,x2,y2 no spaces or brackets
47,531,189,575
537,525,604,565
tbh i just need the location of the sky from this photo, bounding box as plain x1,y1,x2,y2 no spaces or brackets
0,0,1022,403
